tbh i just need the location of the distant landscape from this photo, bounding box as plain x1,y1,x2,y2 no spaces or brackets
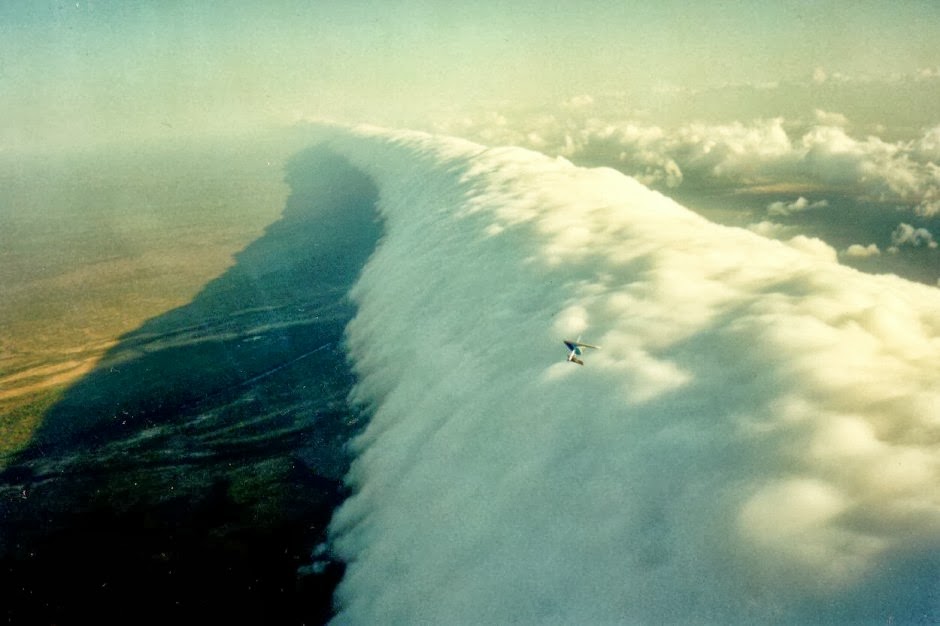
0,138,380,624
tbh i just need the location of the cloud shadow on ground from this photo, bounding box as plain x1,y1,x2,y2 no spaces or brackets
0,145,382,625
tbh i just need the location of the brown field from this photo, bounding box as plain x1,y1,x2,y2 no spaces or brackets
0,134,303,461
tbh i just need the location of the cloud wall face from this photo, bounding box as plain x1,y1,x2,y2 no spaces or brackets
323,126,940,623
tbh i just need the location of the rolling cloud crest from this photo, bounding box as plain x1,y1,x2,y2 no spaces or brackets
317,125,940,624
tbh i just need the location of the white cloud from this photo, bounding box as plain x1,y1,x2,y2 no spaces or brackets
843,243,881,258
786,234,838,261
434,105,940,217
767,196,829,216
747,220,798,240
915,125,940,160
891,222,938,249
320,124,940,624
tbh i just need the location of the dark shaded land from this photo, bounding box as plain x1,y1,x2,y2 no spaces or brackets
667,187,940,287
0,146,381,624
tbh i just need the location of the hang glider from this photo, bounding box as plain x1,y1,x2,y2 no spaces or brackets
563,338,599,365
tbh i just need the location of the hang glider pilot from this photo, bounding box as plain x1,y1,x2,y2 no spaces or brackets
563,339,599,365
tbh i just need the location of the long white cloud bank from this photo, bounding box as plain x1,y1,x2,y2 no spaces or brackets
318,125,940,624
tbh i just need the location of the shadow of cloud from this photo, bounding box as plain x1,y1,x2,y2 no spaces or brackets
0,145,381,624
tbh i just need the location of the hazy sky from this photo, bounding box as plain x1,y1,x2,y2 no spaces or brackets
3,1,939,151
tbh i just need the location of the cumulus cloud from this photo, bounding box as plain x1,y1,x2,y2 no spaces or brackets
916,126,940,154
843,243,881,258
435,104,940,217
785,234,839,261
746,220,799,240
890,222,938,251
767,196,829,216
318,125,940,624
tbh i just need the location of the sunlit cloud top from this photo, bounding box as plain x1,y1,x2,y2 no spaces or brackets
319,123,940,624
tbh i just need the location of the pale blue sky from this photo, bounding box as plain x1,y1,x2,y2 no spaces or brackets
2,1,938,150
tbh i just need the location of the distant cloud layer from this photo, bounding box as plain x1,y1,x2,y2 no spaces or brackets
430,93,940,285
319,125,940,624
439,110,940,218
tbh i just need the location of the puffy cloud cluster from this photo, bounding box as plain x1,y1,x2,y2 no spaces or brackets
890,222,938,252
319,125,940,624
436,106,940,217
